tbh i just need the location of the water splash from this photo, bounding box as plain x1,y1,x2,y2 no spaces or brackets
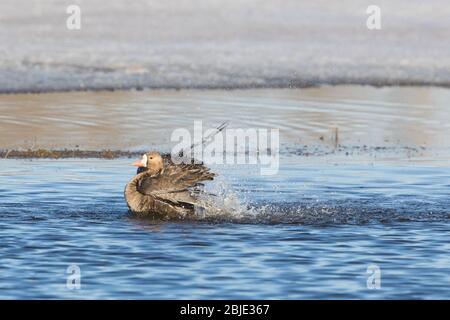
187,176,450,225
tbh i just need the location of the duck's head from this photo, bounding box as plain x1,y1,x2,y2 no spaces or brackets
131,151,164,175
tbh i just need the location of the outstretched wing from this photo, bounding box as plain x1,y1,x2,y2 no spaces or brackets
175,121,228,159
138,163,215,206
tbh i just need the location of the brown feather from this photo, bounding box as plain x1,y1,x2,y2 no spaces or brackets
124,152,215,218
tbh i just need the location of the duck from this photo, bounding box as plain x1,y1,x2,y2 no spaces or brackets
124,122,228,218
124,151,215,219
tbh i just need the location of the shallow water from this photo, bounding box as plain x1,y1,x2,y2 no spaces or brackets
2,86,450,153
0,157,450,299
1,86,450,299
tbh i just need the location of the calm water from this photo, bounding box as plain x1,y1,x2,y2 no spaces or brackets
1,86,450,299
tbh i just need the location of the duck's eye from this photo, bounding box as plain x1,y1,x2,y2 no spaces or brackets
150,157,153,160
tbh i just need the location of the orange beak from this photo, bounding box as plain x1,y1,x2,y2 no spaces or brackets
131,159,146,167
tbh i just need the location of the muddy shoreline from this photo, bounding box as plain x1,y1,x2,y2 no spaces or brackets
0,149,141,159
0,145,430,160
2,79,450,95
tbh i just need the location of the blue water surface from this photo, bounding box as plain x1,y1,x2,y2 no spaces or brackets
0,156,449,299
